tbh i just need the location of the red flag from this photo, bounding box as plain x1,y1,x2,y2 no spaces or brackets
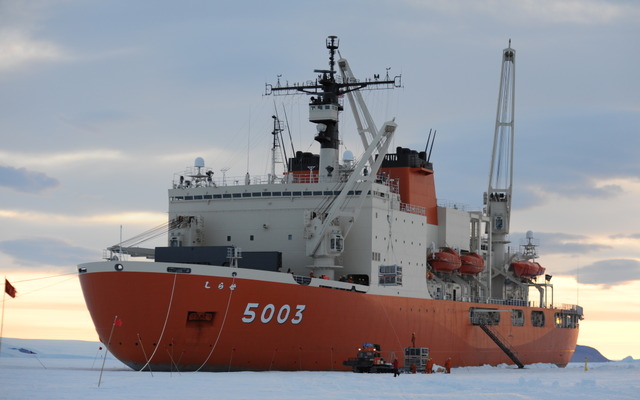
4,279,17,298
115,318,122,327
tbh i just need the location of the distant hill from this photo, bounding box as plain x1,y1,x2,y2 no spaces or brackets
571,345,609,363
0,337,103,359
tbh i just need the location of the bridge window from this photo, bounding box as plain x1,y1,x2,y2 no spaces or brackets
511,309,524,326
330,234,344,252
554,312,579,329
531,311,545,327
470,308,500,325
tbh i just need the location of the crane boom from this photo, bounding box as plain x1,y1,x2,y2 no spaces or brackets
486,42,516,273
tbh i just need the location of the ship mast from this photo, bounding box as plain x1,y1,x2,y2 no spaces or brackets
265,36,400,182
265,36,400,277
485,41,516,296
270,114,286,183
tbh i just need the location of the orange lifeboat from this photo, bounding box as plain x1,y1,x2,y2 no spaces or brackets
427,248,461,273
510,260,545,278
459,252,485,275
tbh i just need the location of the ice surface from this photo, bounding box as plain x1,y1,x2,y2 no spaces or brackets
1,338,638,400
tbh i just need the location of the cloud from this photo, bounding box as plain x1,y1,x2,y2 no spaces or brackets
0,237,98,268
57,110,135,137
574,259,640,288
516,0,632,24
0,166,59,193
0,1,70,73
402,0,639,25
610,233,640,240
0,209,165,226
0,28,67,73
510,231,612,256
547,183,624,200
515,182,625,210
0,150,125,170
512,109,640,209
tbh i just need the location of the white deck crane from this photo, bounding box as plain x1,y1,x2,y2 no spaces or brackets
485,42,516,297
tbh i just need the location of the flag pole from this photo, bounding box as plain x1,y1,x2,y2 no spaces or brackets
1,277,18,356
0,277,6,356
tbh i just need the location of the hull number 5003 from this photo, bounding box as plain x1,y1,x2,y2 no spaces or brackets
241,303,306,325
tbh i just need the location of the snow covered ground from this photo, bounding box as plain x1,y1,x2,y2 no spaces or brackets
0,338,638,400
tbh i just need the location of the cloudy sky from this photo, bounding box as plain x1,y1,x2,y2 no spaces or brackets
1,0,639,359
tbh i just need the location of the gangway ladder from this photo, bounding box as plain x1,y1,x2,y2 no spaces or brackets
478,324,524,368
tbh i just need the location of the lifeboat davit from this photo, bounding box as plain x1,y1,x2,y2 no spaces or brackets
427,248,461,273
459,252,485,275
510,260,546,278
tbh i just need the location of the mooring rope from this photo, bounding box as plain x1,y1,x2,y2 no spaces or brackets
13,272,76,283
377,295,404,355
194,273,237,372
98,315,120,387
136,273,178,372
136,333,153,377
1,275,77,304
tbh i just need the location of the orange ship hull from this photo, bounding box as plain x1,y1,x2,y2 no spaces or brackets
79,263,579,371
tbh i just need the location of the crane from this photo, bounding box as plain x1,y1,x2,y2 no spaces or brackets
485,41,516,296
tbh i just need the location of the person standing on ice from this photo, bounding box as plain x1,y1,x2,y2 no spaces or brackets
393,358,399,377
444,358,452,374
425,357,434,374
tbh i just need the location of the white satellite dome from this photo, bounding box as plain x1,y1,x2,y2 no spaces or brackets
194,157,205,168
